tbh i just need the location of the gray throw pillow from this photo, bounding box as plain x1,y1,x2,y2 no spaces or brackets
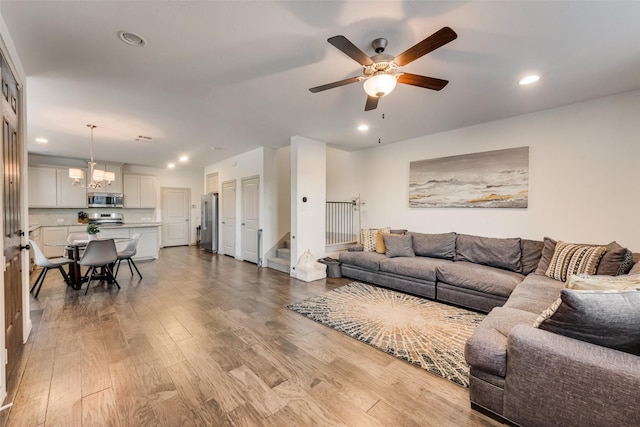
455,234,522,272
383,234,415,258
410,232,456,259
535,289,640,356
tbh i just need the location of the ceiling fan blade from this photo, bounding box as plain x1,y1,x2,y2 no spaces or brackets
328,36,374,66
397,73,449,91
394,27,457,67
309,76,363,93
364,95,379,111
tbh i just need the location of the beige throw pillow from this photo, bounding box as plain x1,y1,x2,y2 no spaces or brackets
565,273,640,291
361,228,390,252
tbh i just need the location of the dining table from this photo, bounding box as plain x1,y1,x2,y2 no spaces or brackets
49,237,131,290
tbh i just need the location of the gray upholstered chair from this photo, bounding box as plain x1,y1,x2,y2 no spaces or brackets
115,233,143,279
29,239,73,298
78,239,120,295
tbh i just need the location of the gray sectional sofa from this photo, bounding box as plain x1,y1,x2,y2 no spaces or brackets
339,232,640,427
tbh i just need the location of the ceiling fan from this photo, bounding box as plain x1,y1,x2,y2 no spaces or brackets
309,27,457,111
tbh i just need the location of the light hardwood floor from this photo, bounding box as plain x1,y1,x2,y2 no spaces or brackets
1,246,502,426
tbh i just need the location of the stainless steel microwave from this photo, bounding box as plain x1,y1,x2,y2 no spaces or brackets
87,192,124,208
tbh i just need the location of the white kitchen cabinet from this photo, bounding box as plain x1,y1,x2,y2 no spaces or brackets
29,166,87,208
56,169,87,207
93,163,123,193
41,227,68,258
28,167,57,207
123,174,157,208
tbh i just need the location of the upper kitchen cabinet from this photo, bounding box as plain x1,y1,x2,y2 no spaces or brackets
29,166,87,208
56,169,87,207
28,166,57,207
123,174,157,208
93,163,122,193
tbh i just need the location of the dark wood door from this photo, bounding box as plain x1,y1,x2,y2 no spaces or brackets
2,52,23,378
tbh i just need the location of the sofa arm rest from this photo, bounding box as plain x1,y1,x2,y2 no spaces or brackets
347,244,364,252
504,325,640,427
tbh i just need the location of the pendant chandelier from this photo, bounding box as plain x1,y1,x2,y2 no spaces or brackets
69,124,115,189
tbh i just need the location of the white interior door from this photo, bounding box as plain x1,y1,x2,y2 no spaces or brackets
161,187,190,247
241,176,259,264
221,180,236,257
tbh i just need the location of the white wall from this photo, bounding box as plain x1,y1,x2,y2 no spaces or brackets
204,147,279,263
291,136,326,274
326,147,359,202
351,90,640,251
276,146,291,241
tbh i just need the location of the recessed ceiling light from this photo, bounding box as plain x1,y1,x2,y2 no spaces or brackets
118,31,146,47
167,163,175,169
519,75,540,85
179,155,188,162
357,124,369,131
35,137,48,143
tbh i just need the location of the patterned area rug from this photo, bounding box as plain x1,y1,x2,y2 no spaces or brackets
287,282,485,387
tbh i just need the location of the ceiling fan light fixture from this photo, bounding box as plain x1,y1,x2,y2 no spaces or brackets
519,75,540,85
363,73,397,98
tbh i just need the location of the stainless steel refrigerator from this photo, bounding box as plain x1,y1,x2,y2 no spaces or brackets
201,193,219,252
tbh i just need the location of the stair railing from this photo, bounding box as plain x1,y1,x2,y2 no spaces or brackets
326,200,358,246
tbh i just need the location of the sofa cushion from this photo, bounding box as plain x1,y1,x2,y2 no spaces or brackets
383,234,415,258
339,251,387,271
534,289,640,356
545,241,606,282
535,237,629,276
465,307,539,377
455,234,522,273
503,274,563,314
566,273,640,291
409,232,456,260
436,261,525,298
379,256,451,282
520,239,544,275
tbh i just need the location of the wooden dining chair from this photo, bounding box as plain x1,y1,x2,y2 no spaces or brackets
29,239,74,298
78,239,120,295
115,233,143,279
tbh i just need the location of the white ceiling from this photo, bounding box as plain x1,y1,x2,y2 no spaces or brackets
3,1,640,170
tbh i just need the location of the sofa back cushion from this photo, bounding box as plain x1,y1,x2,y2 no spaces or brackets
520,239,544,275
535,237,630,277
410,232,456,260
455,234,522,273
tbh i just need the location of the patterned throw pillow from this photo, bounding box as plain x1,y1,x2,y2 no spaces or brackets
361,228,390,252
545,241,606,282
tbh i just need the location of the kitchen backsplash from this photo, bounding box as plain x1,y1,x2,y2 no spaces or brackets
30,208,156,226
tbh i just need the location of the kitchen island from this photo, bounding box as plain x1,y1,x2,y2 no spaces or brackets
31,223,161,260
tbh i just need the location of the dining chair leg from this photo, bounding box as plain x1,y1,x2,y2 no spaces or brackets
84,267,95,296
34,268,50,299
126,258,134,276
105,265,121,289
30,267,46,293
58,266,72,286
129,258,143,279
115,259,122,277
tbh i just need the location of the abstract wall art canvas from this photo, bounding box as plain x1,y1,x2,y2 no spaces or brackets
409,146,529,208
